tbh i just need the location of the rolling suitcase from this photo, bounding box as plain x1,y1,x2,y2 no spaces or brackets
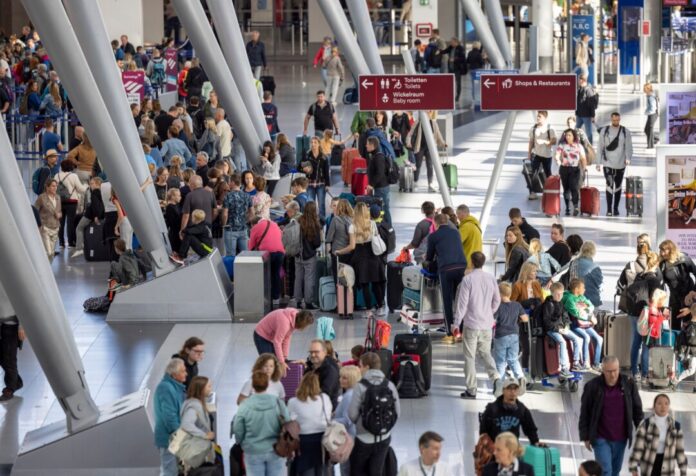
522,445,561,476
260,75,276,95
318,276,337,311
604,313,632,369
313,256,331,306
626,176,643,217
295,135,310,165
522,159,546,194
399,166,414,192
337,284,354,319
580,176,600,216
393,333,433,390
543,336,562,375
402,287,421,308
443,163,458,191
342,86,358,105
280,362,304,401
542,175,561,216
647,346,676,388
84,223,111,262
351,171,369,196
341,148,360,185
402,266,422,290
387,261,410,312
330,142,344,167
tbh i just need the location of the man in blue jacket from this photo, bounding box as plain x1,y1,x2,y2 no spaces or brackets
154,358,187,476
246,31,266,80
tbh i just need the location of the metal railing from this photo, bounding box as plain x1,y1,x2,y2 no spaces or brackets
3,111,71,154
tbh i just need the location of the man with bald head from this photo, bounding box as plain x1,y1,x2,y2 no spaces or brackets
180,174,217,237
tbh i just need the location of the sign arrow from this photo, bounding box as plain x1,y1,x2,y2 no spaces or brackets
483,78,495,89
361,79,373,89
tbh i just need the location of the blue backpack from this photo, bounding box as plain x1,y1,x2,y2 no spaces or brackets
151,58,166,88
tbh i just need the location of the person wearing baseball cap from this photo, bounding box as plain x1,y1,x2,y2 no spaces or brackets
479,376,545,447
33,149,60,197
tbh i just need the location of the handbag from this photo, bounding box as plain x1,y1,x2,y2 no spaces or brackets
169,429,214,469
320,398,354,464
274,399,300,458
637,306,650,337
371,221,387,256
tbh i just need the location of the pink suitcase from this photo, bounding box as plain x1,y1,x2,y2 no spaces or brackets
337,284,354,319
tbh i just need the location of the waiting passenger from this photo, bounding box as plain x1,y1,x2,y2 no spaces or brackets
177,376,216,469
171,209,213,264
397,431,451,476
253,308,315,375
542,282,582,377
527,238,561,285
480,377,541,446
499,226,530,283
494,283,528,387
563,278,603,371
154,358,187,476
109,238,140,288
237,353,285,405
305,339,340,410
482,432,535,476
172,337,205,389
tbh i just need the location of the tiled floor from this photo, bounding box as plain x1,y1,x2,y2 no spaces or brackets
2,63,695,476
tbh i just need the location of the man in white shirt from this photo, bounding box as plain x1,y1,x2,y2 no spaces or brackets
214,107,234,165
527,110,557,200
398,431,451,476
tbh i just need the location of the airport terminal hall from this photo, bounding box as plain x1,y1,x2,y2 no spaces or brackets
2,0,696,475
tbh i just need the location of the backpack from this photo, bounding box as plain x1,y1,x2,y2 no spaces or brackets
393,356,427,398
359,378,397,440
151,58,166,88
274,401,300,458
377,220,396,254
32,166,50,195
386,155,399,185
424,43,442,69
413,218,436,263
57,174,73,201
281,219,301,257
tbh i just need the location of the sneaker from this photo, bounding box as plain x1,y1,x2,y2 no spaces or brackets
428,185,437,193
518,377,527,396
0,389,13,402
607,211,613,217
565,209,571,216
71,249,84,258
573,208,580,217
590,365,602,373
272,299,280,308
376,305,388,317
441,335,455,344
613,209,620,216
632,373,641,382
528,192,538,200
460,390,477,399
435,326,448,334
169,253,184,265
493,378,503,397
559,368,573,379
287,298,297,308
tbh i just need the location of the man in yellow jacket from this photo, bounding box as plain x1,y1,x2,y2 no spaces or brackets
456,204,482,267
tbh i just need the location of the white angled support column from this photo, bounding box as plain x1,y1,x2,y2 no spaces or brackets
458,0,506,70
208,0,272,145
21,0,174,275
63,0,172,258
402,50,452,208
346,0,385,74
317,0,371,78
173,0,262,167
483,0,513,66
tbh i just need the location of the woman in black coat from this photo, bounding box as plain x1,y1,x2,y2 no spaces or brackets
659,240,696,329
483,432,535,476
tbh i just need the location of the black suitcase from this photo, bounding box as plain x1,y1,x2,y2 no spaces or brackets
376,348,393,380
625,176,643,217
343,86,358,105
387,261,411,312
260,75,276,95
393,333,432,390
520,320,544,382
522,159,545,194
330,142,344,167
355,195,384,208
84,223,111,262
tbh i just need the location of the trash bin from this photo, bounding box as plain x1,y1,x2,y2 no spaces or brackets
233,250,271,321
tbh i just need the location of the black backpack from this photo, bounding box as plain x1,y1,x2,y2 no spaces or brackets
393,357,427,399
377,220,396,254
386,155,399,185
359,378,397,440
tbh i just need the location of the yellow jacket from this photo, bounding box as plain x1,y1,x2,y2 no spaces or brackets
458,215,483,264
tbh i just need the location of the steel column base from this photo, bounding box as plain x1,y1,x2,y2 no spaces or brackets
11,390,159,475
107,249,233,323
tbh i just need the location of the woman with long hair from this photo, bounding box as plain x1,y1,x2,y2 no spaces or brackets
242,170,257,197
511,262,544,311
301,136,330,218
39,81,63,117
178,376,215,468
644,83,658,149
67,132,97,183
500,226,530,283
252,176,272,221
294,201,322,309
141,116,162,149
276,133,296,177
35,178,62,261
287,373,332,476
659,239,696,329
255,140,281,196
172,337,205,389
326,198,355,281
350,202,387,316
526,238,561,285
167,155,184,189
54,159,87,249
629,394,687,476
575,241,604,307
406,110,446,192
554,128,586,216
237,353,285,405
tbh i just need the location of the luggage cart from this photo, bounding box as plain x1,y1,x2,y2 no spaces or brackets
399,268,445,334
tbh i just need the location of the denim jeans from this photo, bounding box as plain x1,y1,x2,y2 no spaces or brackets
224,228,249,257
494,334,525,379
245,450,287,476
572,327,603,366
254,331,276,356
307,185,327,218
575,116,594,144
548,331,582,370
158,447,178,476
592,438,627,476
629,316,649,377
320,67,328,87
373,186,392,225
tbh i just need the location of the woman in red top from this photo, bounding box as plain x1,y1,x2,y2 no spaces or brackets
249,216,285,305
646,289,670,346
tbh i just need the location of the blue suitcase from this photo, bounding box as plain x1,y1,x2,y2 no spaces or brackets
318,276,337,311
522,446,561,476
295,135,310,165
402,288,420,309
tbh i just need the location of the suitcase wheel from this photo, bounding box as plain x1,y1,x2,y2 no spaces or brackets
568,380,579,392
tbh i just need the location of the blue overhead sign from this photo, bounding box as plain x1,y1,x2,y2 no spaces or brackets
571,15,596,85
472,69,518,108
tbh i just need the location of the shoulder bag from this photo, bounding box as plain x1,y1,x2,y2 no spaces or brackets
371,221,387,256
252,220,272,251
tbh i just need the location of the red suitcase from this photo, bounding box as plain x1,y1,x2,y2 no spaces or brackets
580,176,600,216
351,171,369,196
542,175,561,216
543,336,561,375
341,148,361,185
351,157,367,175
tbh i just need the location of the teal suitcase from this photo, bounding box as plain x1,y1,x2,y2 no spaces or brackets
444,163,458,191
402,288,421,308
295,135,310,165
318,276,337,311
522,445,561,476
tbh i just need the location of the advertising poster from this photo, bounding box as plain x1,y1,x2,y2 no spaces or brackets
665,154,696,255
571,15,595,85
666,92,696,144
164,48,178,93
121,70,144,105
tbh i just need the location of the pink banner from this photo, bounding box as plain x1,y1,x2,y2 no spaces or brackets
164,48,178,93
122,70,144,104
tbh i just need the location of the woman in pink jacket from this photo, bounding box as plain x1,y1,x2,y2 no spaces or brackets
254,308,314,375
249,216,285,305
